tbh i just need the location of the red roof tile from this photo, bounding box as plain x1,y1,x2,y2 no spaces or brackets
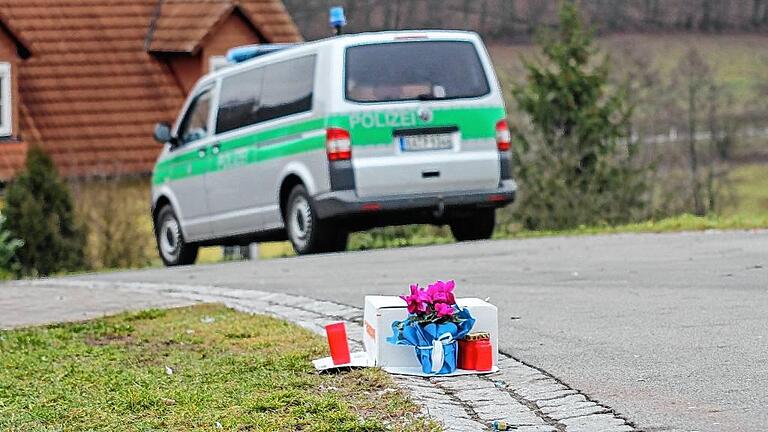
0,0,301,178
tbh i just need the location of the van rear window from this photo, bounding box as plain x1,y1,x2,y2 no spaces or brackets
345,41,490,103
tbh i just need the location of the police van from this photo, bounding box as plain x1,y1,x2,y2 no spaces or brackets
151,30,517,266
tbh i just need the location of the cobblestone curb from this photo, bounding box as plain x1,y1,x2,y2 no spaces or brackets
14,280,638,432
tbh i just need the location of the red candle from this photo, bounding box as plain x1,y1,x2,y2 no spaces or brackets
325,322,351,365
475,338,493,371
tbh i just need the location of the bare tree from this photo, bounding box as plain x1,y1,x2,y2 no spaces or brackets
672,48,733,216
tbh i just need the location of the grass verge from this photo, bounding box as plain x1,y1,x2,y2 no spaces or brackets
0,305,439,432
495,213,768,240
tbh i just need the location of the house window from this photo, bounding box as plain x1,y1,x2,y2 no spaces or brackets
0,63,11,137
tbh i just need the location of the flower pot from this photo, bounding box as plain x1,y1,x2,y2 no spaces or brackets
413,323,459,374
388,307,476,375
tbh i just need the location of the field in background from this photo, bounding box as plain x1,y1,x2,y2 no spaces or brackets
489,33,768,102
491,34,768,161
723,163,768,217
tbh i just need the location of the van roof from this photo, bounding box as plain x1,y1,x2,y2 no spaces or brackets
194,30,482,89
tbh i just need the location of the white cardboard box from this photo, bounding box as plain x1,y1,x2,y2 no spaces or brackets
363,296,499,372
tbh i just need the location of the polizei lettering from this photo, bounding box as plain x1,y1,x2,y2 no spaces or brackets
349,111,421,129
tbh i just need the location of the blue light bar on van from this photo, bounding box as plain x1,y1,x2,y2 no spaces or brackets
329,7,347,28
226,44,298,64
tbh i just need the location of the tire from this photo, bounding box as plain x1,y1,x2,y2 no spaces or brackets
155,205,198,266
450,208,496,242
284,185,348,255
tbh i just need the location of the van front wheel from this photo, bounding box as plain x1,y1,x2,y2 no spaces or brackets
449,209,496,242
155,205,198,266
285,185,348,255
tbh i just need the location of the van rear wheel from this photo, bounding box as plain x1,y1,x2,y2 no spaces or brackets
155,205,198,266
450,208,496,242
285,185,348,255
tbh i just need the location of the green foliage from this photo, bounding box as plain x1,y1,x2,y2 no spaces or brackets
509,2,651,230
495,212,768,239
0,211,23,278
3,147,86,276
349,225,453,251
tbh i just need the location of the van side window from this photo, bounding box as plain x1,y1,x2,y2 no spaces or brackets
216,68,264,134
178,88,213,145
257,55,315,123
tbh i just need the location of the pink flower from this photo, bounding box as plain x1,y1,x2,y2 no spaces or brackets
426,280,456,305
434,302,455,318
400,284,430,314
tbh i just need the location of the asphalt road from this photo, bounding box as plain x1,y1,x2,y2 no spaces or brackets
35,231,768,431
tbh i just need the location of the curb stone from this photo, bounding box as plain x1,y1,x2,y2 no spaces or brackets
9,280,639,432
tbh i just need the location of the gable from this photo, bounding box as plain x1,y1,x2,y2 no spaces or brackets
147,0,302,54
147,1,234,54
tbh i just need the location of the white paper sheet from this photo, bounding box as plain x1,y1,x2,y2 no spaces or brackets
312,351,372,371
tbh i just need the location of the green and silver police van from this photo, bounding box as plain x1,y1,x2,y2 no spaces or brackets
151,30,517,266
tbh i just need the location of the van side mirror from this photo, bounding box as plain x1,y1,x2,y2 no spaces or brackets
153,122,175,145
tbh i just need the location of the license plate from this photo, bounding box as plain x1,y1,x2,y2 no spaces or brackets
399,133,454,152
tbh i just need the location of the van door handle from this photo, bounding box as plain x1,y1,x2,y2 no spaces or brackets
198,148,207,158
211,144,221,155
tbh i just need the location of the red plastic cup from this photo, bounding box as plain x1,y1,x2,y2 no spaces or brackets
458,339,477,370
325,322,351,365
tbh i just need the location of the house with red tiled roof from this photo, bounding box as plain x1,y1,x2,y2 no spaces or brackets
0,0,302,180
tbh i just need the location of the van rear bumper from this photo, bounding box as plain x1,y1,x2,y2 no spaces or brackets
313,180,517,219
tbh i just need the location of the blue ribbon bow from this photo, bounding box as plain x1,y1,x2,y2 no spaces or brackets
387,307,475,374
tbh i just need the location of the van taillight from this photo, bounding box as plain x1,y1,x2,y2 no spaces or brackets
496,120,511,152
326,128,351,161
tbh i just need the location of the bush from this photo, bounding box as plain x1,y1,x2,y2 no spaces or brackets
71,177,155,270
4,147,86,276
509,3,651,230
0,210,23,278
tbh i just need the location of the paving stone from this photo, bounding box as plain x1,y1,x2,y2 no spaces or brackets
516,382,571,401
227,299,271,313
540,399,597,414
537,393,589,408
215,288,271,301
560,413,632,432
496,358,543,376
432,376,497,390
497,372,553,389
302,299,348,315
515,427,558,432
454,388,514,404
530,388,578,402
438,417,489,431
545,403,606,421
473,403,543,425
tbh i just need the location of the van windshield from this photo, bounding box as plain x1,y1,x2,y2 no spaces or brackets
345,40,491,103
